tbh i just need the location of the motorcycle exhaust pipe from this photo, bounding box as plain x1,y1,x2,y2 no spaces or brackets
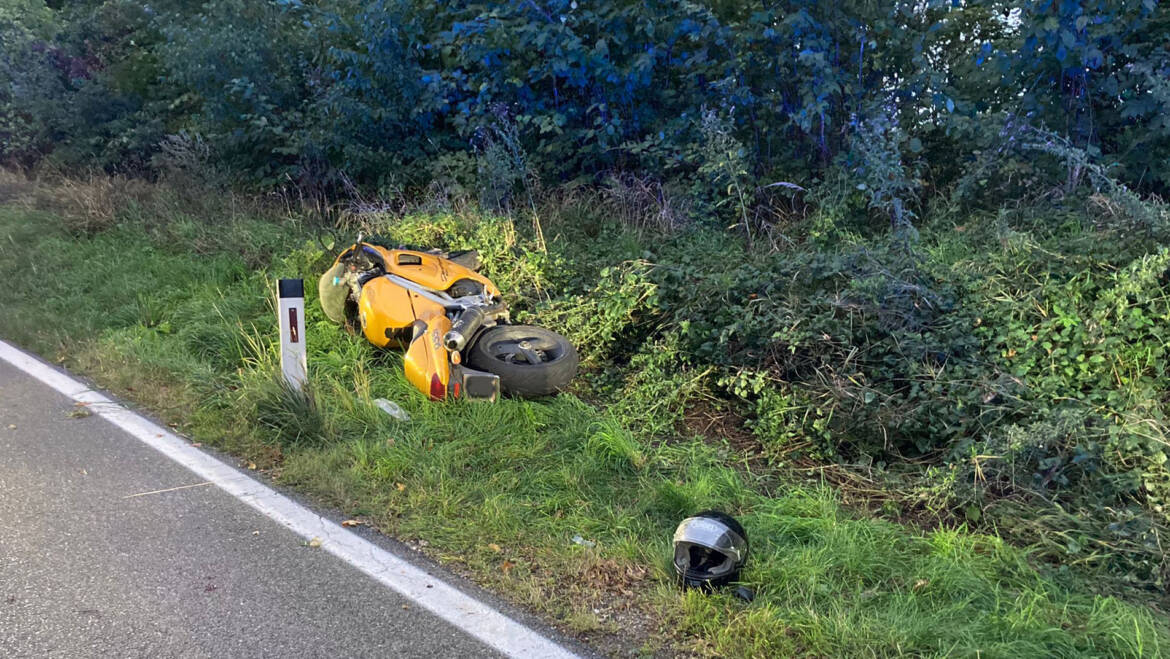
444,307,487,351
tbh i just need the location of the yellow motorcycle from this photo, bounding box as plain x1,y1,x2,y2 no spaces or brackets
318,237,578,401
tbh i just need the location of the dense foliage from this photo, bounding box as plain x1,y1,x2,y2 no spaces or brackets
3,1,1169,198
535,202,1170,588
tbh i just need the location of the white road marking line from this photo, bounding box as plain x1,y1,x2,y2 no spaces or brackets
123,481,213,498
0,340,581,659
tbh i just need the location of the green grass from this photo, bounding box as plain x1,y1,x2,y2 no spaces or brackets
1,198,1167,657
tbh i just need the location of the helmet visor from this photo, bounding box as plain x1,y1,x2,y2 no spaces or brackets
672,516,747,563
674,542,736,579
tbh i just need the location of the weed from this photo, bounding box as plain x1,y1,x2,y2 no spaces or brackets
698,107,754,245
847,111,920,236
474,107,546,252
585,416,646,472
599,174,693,236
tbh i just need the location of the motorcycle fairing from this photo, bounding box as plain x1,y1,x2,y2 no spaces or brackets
358,277,417,348
402,313,452,400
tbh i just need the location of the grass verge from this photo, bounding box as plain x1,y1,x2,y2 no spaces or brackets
0,184,1166,656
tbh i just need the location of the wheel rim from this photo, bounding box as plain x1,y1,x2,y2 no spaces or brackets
486,333,563,366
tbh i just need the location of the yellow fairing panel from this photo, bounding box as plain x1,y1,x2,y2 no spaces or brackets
358,277,416,348
366,246,500,298
403,312,452,400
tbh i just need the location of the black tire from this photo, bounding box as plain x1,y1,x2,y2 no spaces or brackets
466,325,578,397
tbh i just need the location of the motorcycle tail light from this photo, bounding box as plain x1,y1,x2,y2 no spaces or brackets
430,373,445,401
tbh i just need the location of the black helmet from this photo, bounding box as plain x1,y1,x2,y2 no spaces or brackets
672,510,748,589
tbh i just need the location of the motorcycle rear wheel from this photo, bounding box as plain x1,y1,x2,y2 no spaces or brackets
466,325,578,397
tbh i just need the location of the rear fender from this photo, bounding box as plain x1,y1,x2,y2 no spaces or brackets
403,314,452,400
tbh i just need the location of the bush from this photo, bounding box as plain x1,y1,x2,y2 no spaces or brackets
13,1,1169,196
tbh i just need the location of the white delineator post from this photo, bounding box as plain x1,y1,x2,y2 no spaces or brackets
278,279,307,391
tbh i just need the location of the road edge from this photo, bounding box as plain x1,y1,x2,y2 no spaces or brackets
0,339,582,659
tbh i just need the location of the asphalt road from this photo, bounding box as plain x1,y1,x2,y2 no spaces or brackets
0,357,540,658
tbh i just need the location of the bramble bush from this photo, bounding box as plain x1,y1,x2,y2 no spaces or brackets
515,179,1169,588
954,240,1170,585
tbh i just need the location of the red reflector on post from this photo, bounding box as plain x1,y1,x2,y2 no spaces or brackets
430,374,445,401
288,308,299,343
453,381,462,399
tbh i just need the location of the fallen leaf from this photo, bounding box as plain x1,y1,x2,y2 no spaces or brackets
624,565,647,581
500,560,514,574
341,520,361,528
247,462,257,470
396,482,406,492
68,408,92,419
913,579,929,591
308,537,322,548
488,543,502,553
192,442,202,448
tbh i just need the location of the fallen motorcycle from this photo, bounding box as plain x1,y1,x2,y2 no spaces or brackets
318,237,578,401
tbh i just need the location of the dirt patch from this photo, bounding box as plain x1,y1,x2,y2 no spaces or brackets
389,538,666,657
675,397,775,482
